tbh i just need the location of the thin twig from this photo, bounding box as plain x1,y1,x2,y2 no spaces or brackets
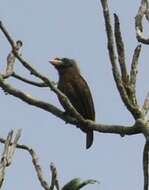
50,163,61,190
12,73,49,87
114,13,128,84
50,163,55,190
0,21,15,47
30,148,50,190
128,45,142,106
7,129,22,165
143,92,149,115
130,45,142,87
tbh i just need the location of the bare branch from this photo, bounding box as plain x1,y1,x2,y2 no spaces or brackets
12,73,49,87
126,44,142,106
4,52,15,78
114,13,128,84
0,130,21,188
50,163,61,190
0,21,15,47
100,1,120,74
30,148,50,190
143,92,149,115
113,14,139,107
0,133,64,190
7,129,22,165
0,133,50,190
100,0,143,119
135,0,149,44
143,142,149,190
0,74,143,136
130,45,142,87
0,75,77,125
3,41,22,78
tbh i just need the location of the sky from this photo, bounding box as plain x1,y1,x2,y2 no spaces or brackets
0,0,148,190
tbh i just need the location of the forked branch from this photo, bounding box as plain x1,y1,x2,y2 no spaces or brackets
0,130,21,188
100,0,143,119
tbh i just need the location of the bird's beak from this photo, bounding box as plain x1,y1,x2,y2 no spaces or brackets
49,59,62,66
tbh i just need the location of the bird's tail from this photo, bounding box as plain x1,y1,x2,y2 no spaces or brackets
86,131,94,149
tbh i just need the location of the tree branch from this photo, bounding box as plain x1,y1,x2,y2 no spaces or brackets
3,41,22,78
114,13,128,84
143,92,149,116
0,132,51,190
130,45,141,90
135,0,149,44
100,0,143,119
0,129,21,188
0,75,77,125
50,163,61,190
114,14,139,106
30,148,50,190
143,141,149,190
12,72,49,87
0,74,143,136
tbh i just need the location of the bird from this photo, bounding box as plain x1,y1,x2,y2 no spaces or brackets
49,57,95,149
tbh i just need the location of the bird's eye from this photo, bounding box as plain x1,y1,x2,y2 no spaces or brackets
55,57,61,61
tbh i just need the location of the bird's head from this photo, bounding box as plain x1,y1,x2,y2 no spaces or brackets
49,57,80,74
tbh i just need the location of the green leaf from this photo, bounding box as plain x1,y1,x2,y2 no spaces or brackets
62,178,99,190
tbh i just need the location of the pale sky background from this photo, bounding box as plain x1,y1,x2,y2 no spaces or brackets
0,0,148,190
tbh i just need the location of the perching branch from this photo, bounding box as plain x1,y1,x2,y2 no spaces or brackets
0,75,77,125
0,74,143,137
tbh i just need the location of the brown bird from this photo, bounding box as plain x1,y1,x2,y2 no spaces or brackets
49,58,95,149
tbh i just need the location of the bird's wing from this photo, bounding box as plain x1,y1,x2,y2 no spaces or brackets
58,75,95,121
73,75,95,121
